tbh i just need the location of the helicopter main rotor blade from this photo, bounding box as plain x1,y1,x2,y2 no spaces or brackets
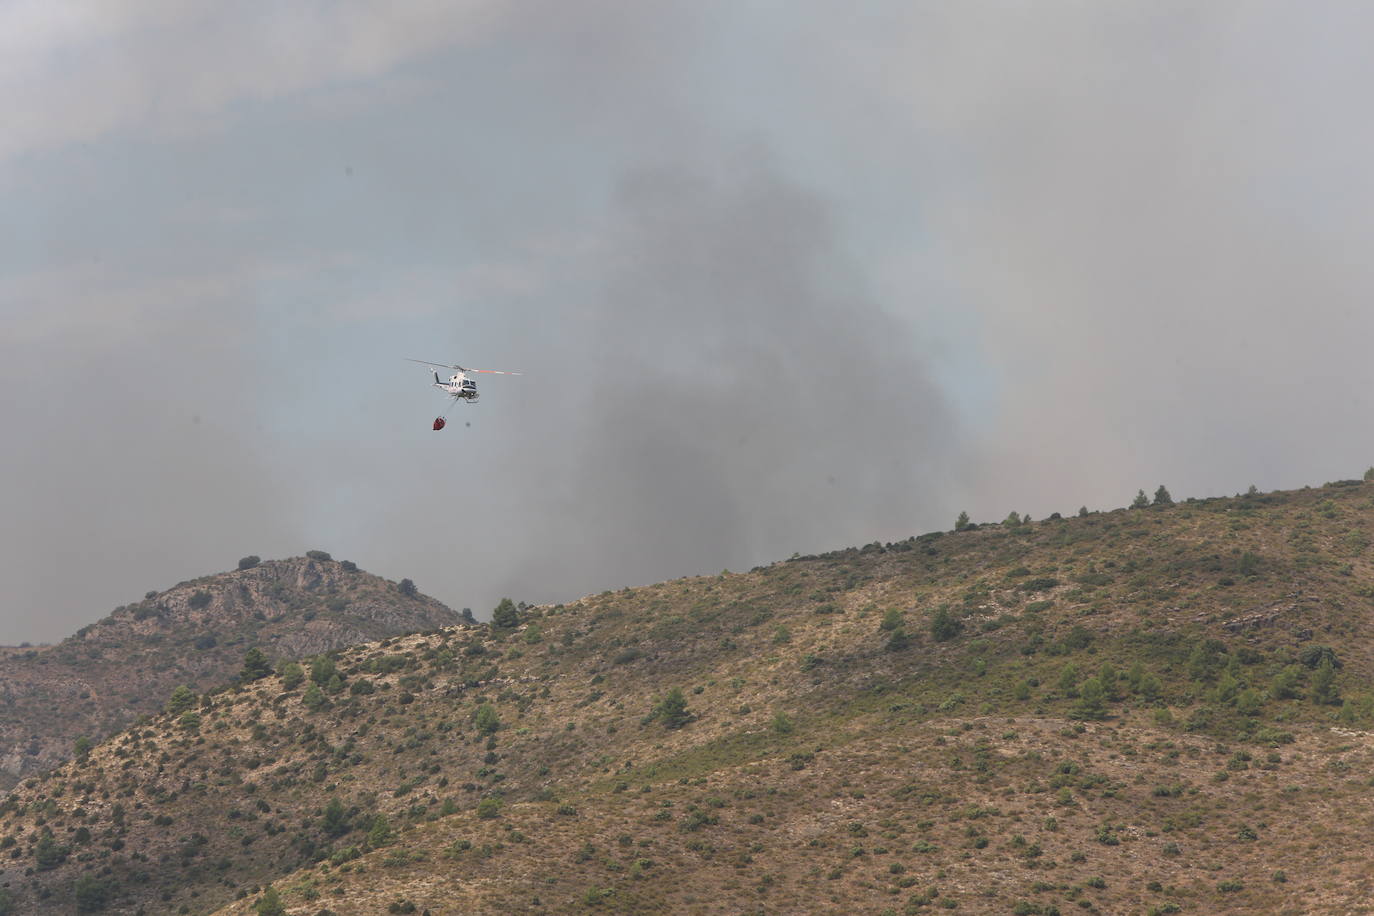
406,358,462,370
463,368,523,376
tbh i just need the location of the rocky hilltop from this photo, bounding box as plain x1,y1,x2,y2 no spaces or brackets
0,556,461,786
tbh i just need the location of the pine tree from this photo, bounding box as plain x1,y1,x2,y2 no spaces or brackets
367,815,392,847
1312,657,1340,706
491,597,519,628
256,889,285,916
322,797,350,837
309,654,337,686
1153,485,1173,506
474,703,501,735
652,688,691,729
302,683,327,711
955,511,970,531
1271,665,1302,700
166,685,197,715
1131,489,1150,509
73,875,111,912
239,648,273,683
278,661,304,690
1074,677,1107,720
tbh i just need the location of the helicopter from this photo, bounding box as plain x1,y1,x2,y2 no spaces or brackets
406,358,522,430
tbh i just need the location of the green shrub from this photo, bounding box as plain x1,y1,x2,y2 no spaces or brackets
1299,645,1341,669
73,875,113,913
310,654,337,685
613,648,644,665
930,608,962,642
302,683,327,711
238,555,261,570
474,703,501,735
476,798,501,819
33,828,69,870
253,886,286,916
1312,657,1341,705
367,815,393,847
322,798,350,837
1073,678,1107,720
166,685,196,715
650,688,692,729
278,662,304,690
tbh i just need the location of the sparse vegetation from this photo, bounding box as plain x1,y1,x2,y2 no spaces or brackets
4,479,1374,914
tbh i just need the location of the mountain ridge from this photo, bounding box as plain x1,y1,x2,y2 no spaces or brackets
0,555,462,788
4,479,1374,913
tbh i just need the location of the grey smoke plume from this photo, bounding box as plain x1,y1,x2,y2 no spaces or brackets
487,162,964,601
8,2,1374,642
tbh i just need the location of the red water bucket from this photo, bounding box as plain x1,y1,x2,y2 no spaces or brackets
432,417,446,430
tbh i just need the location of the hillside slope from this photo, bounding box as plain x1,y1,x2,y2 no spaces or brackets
5,481,1374,914
0,556,461,787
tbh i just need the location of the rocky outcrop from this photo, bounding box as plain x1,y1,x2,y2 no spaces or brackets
0,557,461,785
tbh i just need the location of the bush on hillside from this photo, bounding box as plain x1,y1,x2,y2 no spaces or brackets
930,607,962,642
474,703,501,735
650,688,692,729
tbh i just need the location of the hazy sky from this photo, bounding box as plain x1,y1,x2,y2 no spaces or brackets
6,2,1374,643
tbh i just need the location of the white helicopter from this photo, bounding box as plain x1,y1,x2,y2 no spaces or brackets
406,358,522,429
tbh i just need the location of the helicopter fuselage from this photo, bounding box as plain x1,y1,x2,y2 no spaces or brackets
436,373,479,402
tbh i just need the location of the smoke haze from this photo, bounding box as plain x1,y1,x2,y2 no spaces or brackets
5,2,1374,641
